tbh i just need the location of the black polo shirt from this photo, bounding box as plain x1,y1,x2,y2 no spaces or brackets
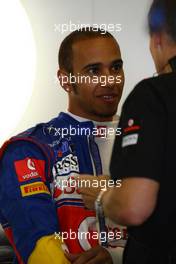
110,73,176,263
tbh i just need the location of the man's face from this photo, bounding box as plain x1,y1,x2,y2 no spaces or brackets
68,37,124,121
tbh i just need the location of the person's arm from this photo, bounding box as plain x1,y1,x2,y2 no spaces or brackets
0,140,70,264
102,178,159,225
79,176,159,225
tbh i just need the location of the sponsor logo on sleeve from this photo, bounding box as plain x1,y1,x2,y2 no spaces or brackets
122,134,138,148
20,182,50,197
14,158,45,182
124,119,141,133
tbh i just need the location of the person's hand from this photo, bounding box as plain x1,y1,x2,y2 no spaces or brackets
77,175,109,210
65,245,113,264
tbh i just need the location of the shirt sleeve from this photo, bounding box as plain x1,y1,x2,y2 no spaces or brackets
28,235,70,264
0,140,59,263
110,79,166,183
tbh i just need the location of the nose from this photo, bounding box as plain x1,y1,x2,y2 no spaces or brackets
99,69,119,88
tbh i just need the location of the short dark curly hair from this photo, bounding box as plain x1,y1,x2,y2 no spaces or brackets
58,27,115,73
148,0,176,42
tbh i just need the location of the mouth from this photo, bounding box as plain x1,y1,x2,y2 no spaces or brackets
97,94,118,103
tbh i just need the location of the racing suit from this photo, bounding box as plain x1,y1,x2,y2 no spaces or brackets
0,112,127,263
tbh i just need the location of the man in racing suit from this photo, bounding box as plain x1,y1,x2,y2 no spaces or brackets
0,28,126,264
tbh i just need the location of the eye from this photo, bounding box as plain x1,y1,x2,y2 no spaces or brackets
87,66,100,75
112,61,123,72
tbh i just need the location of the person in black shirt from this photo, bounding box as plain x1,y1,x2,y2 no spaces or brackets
79,0,176,263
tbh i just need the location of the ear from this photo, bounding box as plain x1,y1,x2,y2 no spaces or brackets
152,32,162,49
57,69,72,93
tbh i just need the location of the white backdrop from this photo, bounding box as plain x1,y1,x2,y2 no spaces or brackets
0,0,155,145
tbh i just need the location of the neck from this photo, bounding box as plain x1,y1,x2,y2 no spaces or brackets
67,109,114,122
161,49,176,74
160,63,172,74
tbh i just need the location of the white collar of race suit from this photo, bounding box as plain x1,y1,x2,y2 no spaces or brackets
66,111,119,127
